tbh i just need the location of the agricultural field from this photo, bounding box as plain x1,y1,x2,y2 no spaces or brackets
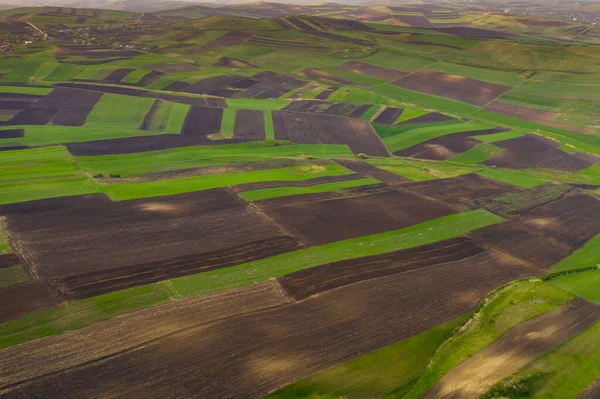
1,1,600,398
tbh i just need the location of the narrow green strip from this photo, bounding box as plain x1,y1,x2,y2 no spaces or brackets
221,108,236,133
264,110,275,140
361,104,383,121
449,143,503,164
240,178,378,202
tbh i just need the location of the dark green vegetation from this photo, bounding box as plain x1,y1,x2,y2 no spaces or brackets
1,2,600,399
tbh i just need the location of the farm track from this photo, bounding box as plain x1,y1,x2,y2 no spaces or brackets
424,298,600,399
0,245,534,399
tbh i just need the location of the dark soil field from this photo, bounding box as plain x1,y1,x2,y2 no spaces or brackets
139,99,162,131
181,106,223,136
181,74,246,95
401,174,522,206
0,22,28,34
0,244,533,399
272,111,389,156
133,71,164,87
279,236,487,300
373,107,403,124
3,190,301,299
339,61,408,80
0,253,19,268
2,108,57,126
283,100,370,117
213,57,258,68
579,379,600,399
396,112,456,125
483,134,597,171
233,109,265,140
235,173,362,192
66,135,217,155
391,70,512,106
314,87,337,100
486,101,560,123
395,127,510,160
333,158,410,184
258,186,455,245
162,81,191,91
307,17,374,31
0,281,63,324
31,87,103,126
0,100,31,110
298,68,360,86
424,298,600,399
471,194,600,267
394,15,435,28
102,68,135,83
0,129,24,138
56,83,226,107
233,72,305,99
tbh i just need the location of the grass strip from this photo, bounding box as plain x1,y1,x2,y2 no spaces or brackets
0,266,29,288
221,108,236,133
0,209,503,349
100,163,355,200
264,110,275,140
240,178,378,201
449,143,503,164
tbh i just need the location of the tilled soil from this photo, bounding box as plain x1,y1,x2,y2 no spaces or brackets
0,129,24,139
0,281,64,323
394,15,435,28
483,134,597,171
139,99,162,131
333,158,410,184
0,246,533,399
3,189,302,298
391,70,512,106
233,109,265,140
401,173,522,205
181,106,223,136
486,101,560,122
298,68,362,86
102,68,135,83
272,111,389,156
232,71,305,99
31,87,103,126
66,134,217,155
258,186,455,245
374,107,403,124
235,173,363,192
133,71,164,87
213,57,258,68
396,112,456,125
423,298,600,399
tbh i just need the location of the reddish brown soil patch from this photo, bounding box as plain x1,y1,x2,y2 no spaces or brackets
339,61,409,80
401,173,522,205
258,187,454,245
396,112,456,125
75,16,86,23
0,22,28,34
181,106,223,136
235,173,362,192
579,378,600,399
162,81,191,91
470,194,600,267
139,99,161,131
299,68,361,86
2,190,302,299
170,30,200,41
280,236,486,299
486,101,560,123
232,71,305,99
392,70,512,106
272,111,389,156
0,246,533,399
54,83,226,107
424,298,600,399
274,18,294,30
483,134,597,171
212,57,258,68
0,253,19,268
395,127,510,160
101,68,135,83
233,109,265,140
334,158,410,184
0,282,63,324
0,101,31,110
31,87,103,126
374,107,404,124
